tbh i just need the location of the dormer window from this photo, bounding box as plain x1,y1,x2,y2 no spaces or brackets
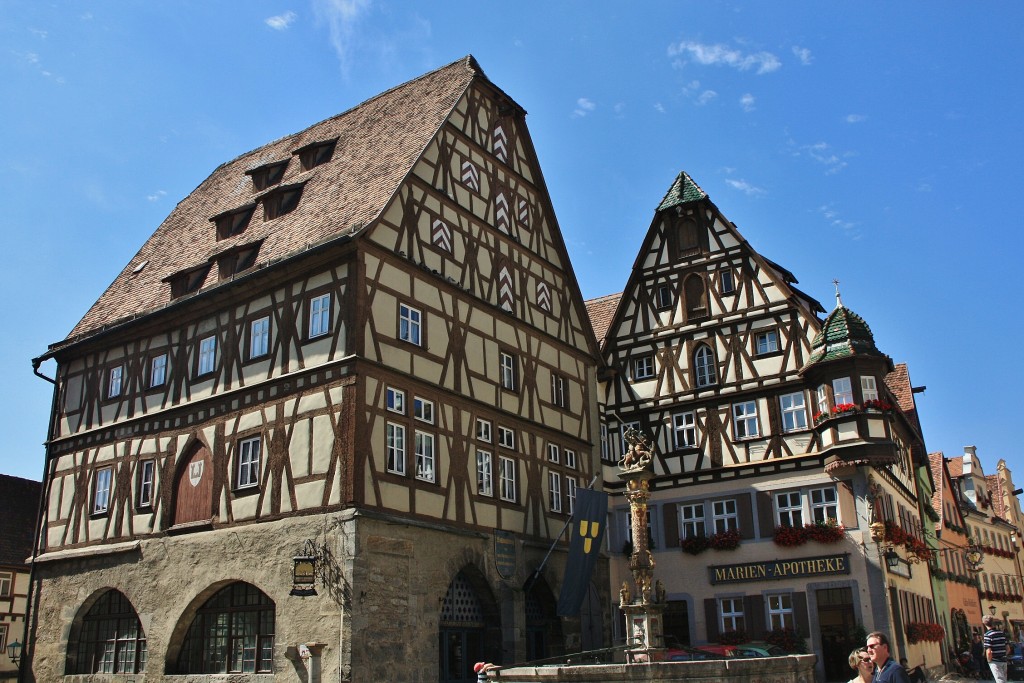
245,160,289,192
261,183,305,220
165,264,211,300
295,138,337,171
212,205,256,241
215,241,262,280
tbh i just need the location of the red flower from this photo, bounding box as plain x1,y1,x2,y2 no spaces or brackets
773,525,808,547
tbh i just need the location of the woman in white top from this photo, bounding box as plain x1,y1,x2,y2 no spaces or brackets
848,647,873,683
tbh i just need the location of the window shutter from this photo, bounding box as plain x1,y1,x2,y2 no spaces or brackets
736,493,755,540
662,503,680,548
745,594,766,640
793,591,810,636
838,479,857,528
704,598,720,643
756,490,776,539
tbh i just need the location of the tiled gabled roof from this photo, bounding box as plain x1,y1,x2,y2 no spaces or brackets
0,474,41,566
804,304,882,367
928,452,945,523
987,474,1008,518
53,56,484,348
585,292,622,348
656,171,707,212
947,455,964,479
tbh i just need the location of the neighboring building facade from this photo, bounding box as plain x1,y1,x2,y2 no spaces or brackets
928,452,984,656
29,57,603,682
588,172,941,681
949,449,1024,639
0,475,41,681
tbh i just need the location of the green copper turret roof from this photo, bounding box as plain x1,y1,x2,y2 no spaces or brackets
804,303,883,367
657,171,707,211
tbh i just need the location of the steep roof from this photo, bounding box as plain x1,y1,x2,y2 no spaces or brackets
947,455,964,479
884,363,923,436
987,474,1007,519
928,452,945,522
53,56,484,349
803,302,884,367
0,475,41,567
585,292,621,349
656,171,707,212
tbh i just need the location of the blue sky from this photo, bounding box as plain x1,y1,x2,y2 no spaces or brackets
2,2,1021,483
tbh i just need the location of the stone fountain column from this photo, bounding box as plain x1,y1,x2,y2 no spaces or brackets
618,428,666,663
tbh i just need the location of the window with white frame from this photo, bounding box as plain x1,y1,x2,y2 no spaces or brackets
721,270,736,295
107,365,124,398
500,352,517,391
387,423,406,475
712,499,738,533
386,387,405,413
733,401,758,439
832,377,853,405
862,376,879,401
816,384,829,414
767,593,794,630
137,459,155,508
93,467,113,514
237,437,261,488
250,316,270,358
499,456,517,502
308,293,331,338
776,491,803,527
414,396,434,423
498,426,515,449
694,345,717,387
198,335,217,375
551,373,568,408
564,449,577,469
780,392,808,431
547,444,560,463
755,330,778,355
476,419,492,443
720,597,745,632
567,477,577,514
549,471,562,512
632,355,655,381
679,502,706,539
415,431,435,482
149,353,168,388
810,486,838,523
673,411,697,448
0,571,11,598
476,450,493,496
600,423,609,461
399,303,422,345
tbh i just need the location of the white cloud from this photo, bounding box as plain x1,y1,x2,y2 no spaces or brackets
668,40,781,75
740,93,755,112
653,102,666,114
792,46,812,65
845,114,866,124
313,0,373,75
697,90,718,105
30,28,48,39
726,179,766,196
818,204,860,238
266,11,297,30
147,190,168,202
613,102,626,116
572,97,596,118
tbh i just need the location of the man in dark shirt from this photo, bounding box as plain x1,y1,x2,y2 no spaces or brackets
867,631,911,683
984,615,1008,683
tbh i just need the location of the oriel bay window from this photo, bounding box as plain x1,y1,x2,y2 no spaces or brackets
832,377,853,405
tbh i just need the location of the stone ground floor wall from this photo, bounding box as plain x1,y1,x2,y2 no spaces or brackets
485,653,816,682
27,508,610,682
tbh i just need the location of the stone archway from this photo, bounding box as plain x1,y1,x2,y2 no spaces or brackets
438,566,501,683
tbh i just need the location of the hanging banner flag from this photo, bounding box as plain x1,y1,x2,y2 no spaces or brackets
557,488,608,616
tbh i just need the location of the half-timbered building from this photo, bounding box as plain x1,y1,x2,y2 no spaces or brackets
29,56,603,682
0,475,40,681
589,171,941,681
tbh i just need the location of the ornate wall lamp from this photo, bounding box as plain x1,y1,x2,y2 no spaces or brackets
6,639,21,665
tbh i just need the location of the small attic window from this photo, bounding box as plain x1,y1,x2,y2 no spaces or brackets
212,205,256,241
295,138,337,171
245,160,289,192
215,241,262,280
165,264,211,300
261,183,305,221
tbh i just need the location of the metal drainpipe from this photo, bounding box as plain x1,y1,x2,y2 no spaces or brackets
22,358,59,683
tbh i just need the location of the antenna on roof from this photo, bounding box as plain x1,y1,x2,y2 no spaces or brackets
832,278,843,309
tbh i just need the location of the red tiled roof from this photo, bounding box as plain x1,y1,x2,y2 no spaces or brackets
947,455,964,478
928,452,946,522
585,292,621,348
0,474,41,566
52,56,483,347
987,474,1007,518
884,362,923,436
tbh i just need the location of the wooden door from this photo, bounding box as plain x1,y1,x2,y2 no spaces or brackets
173,443,213,525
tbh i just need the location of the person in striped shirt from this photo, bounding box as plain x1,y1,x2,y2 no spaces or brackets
984,615,1009,683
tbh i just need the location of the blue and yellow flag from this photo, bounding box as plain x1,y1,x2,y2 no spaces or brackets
557,488,608,616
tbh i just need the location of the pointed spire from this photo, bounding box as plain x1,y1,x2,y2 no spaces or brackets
833,278,844,309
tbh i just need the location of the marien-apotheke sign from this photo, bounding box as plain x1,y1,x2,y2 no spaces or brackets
709,553,851,584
